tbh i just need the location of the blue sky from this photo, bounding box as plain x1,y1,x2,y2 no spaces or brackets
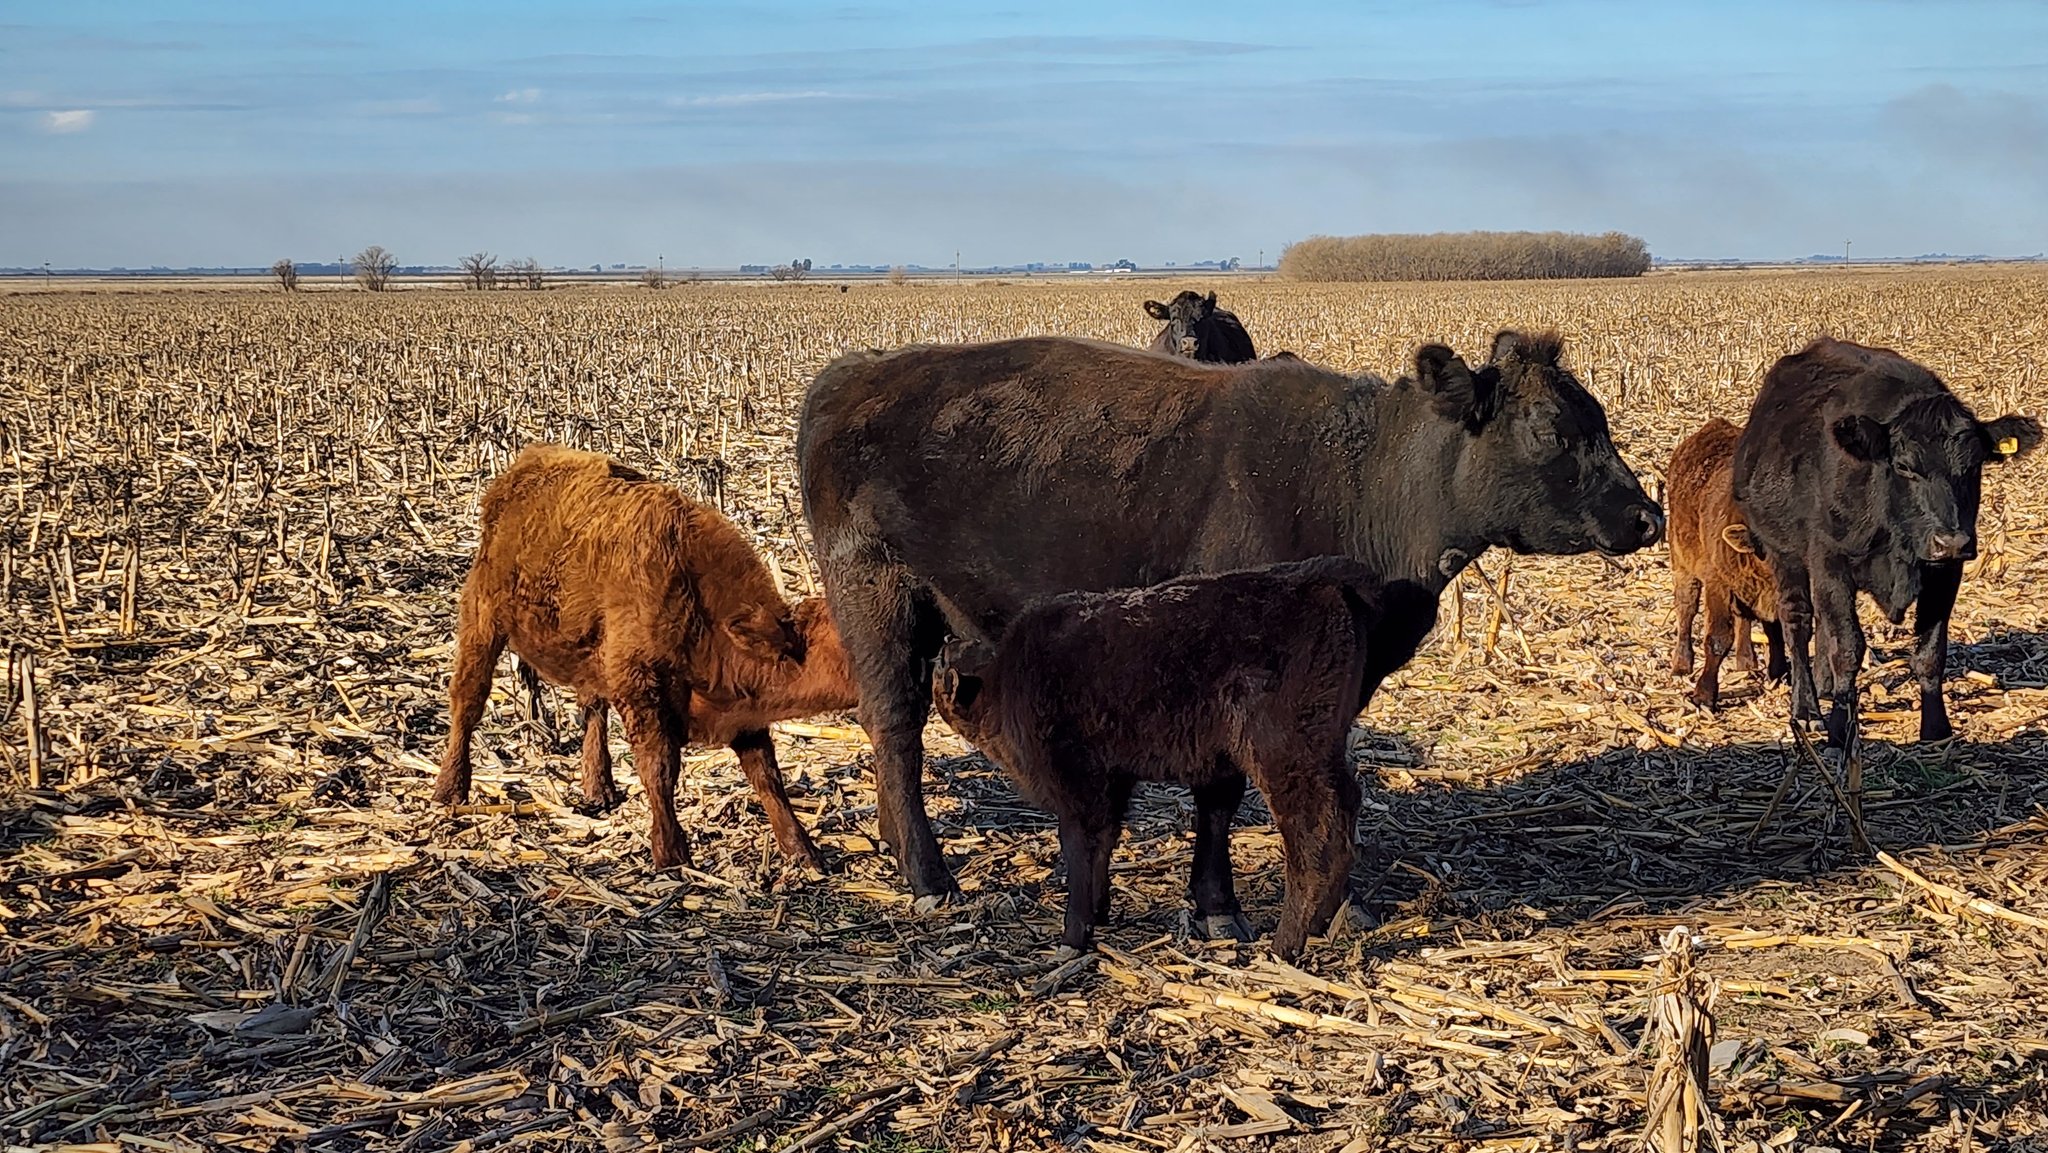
4,0,2046,267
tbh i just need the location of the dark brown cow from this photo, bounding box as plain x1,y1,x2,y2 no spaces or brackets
1668,417,1785,705
1144,290,1257,362
435,444,857,870
932,558,1437,957
1732,338,2041,746
799,331,1663,899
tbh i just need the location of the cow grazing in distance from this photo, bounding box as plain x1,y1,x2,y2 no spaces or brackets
799,330,1664,899
932,558,1438,958
1144,290,1257,362
1732,338,2041,746
1668,417,1786,706
435,444,857,871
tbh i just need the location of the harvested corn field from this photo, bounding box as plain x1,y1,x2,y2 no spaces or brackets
3,267,2048,1152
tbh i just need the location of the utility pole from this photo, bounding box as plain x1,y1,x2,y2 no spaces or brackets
42,261,51,286
955,250,961,279
1845,239,1852,263
1257,248,1264,271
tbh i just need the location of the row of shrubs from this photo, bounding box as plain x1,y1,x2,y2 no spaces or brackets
1279,230,1651,282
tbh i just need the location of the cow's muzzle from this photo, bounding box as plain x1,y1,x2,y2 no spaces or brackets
1924,531,1975,562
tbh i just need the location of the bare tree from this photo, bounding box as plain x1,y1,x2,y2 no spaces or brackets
459,252,498,290
507,257,545,290
355,245,398,291
887,265,909,285
640,266,667,289
271,259,299,292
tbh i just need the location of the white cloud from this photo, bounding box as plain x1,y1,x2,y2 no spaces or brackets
42,109,95,133
496,88,542,104
667,90,839,108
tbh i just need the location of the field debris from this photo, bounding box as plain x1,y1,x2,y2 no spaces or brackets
4,270,2048,1149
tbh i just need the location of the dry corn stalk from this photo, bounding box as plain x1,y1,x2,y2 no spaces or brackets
1642,926,1718,1153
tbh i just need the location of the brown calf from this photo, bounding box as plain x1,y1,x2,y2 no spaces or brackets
1668,417,1784,705
434,444,855,870
932,557,1437,959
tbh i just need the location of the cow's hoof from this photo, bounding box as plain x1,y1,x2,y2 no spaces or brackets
912,891,955,915
1196,912,1256,943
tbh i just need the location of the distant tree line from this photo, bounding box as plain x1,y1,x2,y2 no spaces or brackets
270,248,548,291
1278,231,1651,282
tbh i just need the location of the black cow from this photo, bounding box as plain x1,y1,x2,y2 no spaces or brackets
798,330,1664,899
1144,290,1257,362
1732,337,2041,746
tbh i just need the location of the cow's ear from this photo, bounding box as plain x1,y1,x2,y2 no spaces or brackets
1204,290,1217,308
936,639,993,714
1982,414,2043,462
1720,523,1760,555
1416,344,1496,428
1143,300,1170,320
1831,415,1890,461
725,608,796,662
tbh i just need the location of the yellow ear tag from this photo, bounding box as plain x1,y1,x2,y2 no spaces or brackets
1998,436,2020,457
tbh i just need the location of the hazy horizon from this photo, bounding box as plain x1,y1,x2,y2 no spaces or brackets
6,0,2046,269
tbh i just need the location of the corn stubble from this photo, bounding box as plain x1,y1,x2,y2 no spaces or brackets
2,267,2046,1150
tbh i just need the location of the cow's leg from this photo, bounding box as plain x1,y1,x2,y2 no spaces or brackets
1912,562,1963,742
1188,771,1252,942
817,550,954,899
731,727,826,870
1265,753,1362,961
433,611,505,805
1056,814,1110,951
1093,778,1133,927
577,693,620,809
1770,556,1822,726
1810,568,1866,750
1760,619,1789,682
1671,566,1702,676
1692,586,1736,707
606,649,689,869
1730,607,1760,673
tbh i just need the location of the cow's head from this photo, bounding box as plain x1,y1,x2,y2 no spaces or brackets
932,636,1001,745
1144,290,1216,357
1143,290,1252,362
1830,395,2041,562
723,603,807,669
1422,330,1664,557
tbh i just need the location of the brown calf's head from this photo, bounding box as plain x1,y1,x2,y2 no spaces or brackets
1425,330,1664,557
722,602,808,668
1831,396,2042,562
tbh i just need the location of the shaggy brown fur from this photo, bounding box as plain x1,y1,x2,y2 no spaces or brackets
1668,418,1784,706
931,557,1438,959
434,444,856,870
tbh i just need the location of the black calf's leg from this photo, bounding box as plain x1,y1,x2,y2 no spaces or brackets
1913,562,1963,742
1770,556,1822,726
1056,816,1111,951
1811,570,1866,750
1092,779,1133,926
1188,772,1252,941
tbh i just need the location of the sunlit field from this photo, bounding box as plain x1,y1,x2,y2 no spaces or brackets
4,267,2046,1150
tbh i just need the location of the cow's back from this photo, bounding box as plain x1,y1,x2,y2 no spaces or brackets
799,337,1356,636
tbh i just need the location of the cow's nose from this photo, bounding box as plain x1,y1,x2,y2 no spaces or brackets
1632,503,1665,547
1178,337,1198,355
1926,531,1974,561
